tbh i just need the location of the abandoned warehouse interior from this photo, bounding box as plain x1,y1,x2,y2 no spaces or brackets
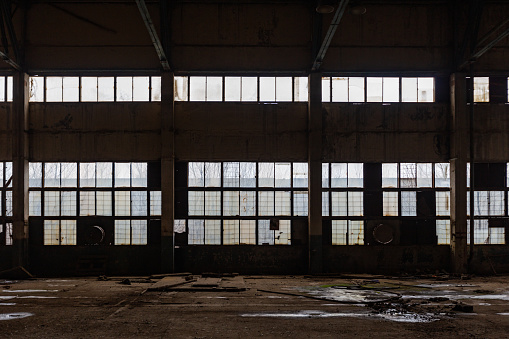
0,0,509,277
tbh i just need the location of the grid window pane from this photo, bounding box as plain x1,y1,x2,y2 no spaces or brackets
115,163,131,187
274,191,291,216
223,191,240,216
258,220,274,245
240,162,256,187
97,191,112,216
322,192,329,216
436,191,450,216
61,163,78,187
417,163,432,187
332,220,347,245
383,192,399,216
349,220,364,245
205,220,221,245
258,163,275,187
400,163,416,188
293,191,308,216
348,163,363,188
44,220,60,245
132,163,148,187
205,162,221,187
293,163,308,188
60,220,77,245
131,220,147,245
331,163,347,188
275,220,291,245
188,191,204,216
223,220,240,245
115,220,131,245
331,192,347,216
45,163,60,187
322,163,329,188
97,162,113,187
382,163,398,188
224,162,240,187
188,219,204,245
29,162,43,187
61,191,77,216
150,191,162,216
275,163,291,187
204,191,221,216
348,192,363,216
436,220,450,245
131,191,148,216
189,162,205,187
240,220,256,245
80,163,96,187
115,191,131,216
240,191,256,216
80,191,95,216
44,191,60,216
258,191,275,216
435,163,450,188
401,191,417,216
383,77,399,102
29,191,42,216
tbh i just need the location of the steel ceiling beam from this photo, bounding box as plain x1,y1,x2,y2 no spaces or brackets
0,50,20,71
311,0,350,71
135,0,171,71
0,0,21,71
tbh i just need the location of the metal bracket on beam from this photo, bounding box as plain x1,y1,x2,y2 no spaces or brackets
135,0,171,71
311,0,350,71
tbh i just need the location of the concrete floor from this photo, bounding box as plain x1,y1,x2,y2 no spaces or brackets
1,274,509,338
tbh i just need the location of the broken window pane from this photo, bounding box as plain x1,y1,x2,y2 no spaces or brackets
436,220,450,245
81,77,98,102
150,191,162,216
322,191,329,216
60,220,76,245
29,76,44,102
46,77,63,102
258,191,274,216
206,77,222,101
114,220,130,245
275,77,292,102
29,191,41,216
322,77,331,102
188,219,204,245
332,77,348,102
44,191,60,216
294,77,308,102
115,163,131,187
29,162,42,187
98,77,114,101
5,162,11,188
223,162,240,187
274,191,291,216
293,163,308,188
205,220,221,245
223,220,240,245
189,162,205,187
132,163,147,187
97,162,113,187
63,77,79,102
257,220,274,245
241,77,257,101
44,220,60,245
435,163,450,188
332,220,347,245
190,76,206,101
80,191,95,216
348,163,363,188
418,77,434,102
131,191,147,216
259,77,276,102
133,76,150,101
383,191,398,216
240,191,256,216
96,191,112,216
115,191,131,216
367,77,382,102
151,76,161,101
275,220,291,245
225,77,241,101
401,191,416,216
61,191,77,216
131,220,147,245
436,191,450,216
188,191,204,216
474,77,489,102
400,163,417,188
258,163,275,187
117,77,133,101
401,77,418,102
174,76,189,101
174,219,186,233
223,190,240,216
205,162,221,187
293,191,308,216
382,163,398,188
240,162,256,187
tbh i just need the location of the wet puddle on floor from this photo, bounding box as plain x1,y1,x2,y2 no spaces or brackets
240,310,440,323
298,286,398,304
2,290,58,293
0,313,33,321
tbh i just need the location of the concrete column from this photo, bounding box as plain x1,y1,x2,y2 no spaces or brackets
450,73,468,273
12,72,29,268
308,72,322,274
160,72,175,272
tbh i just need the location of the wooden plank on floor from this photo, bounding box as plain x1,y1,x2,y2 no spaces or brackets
220,276,246,290
192,277,221,288
148,276,191,291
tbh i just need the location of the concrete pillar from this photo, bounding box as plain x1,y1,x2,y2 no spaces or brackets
160,72,175,272
450,73,468,273
11,72,29,268
308,72,322,274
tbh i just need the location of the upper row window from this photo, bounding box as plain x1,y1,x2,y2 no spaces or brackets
29,76,161,102
322,77,435,103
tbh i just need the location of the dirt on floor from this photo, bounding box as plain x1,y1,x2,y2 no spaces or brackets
1,273,509,338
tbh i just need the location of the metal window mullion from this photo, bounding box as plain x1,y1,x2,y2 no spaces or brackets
114,77,118,102
149,76,152,102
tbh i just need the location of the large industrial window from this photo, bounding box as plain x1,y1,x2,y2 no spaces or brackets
29,162,161,246
473,77,489,103
322,77,435,103
174,76,308,102
29,76,161,102
0,162,13,246
180,161,308,245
